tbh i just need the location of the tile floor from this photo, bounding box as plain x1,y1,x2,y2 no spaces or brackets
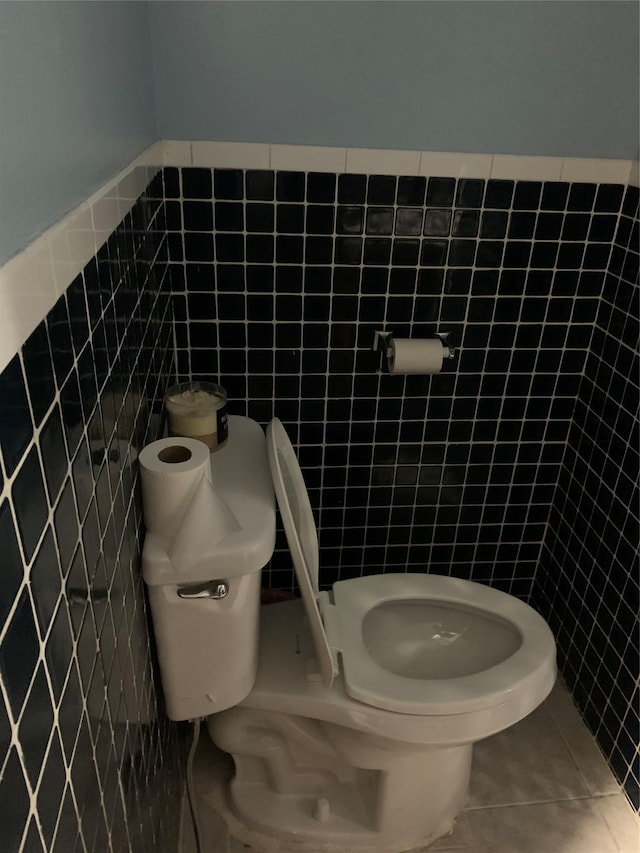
182,681,639,853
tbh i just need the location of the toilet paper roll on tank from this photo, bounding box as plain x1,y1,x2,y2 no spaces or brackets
138,436,240,575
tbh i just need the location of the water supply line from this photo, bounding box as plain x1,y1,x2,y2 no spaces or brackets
187,718,204,853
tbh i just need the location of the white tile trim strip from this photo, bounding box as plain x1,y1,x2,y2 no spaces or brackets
271,144,346,174
160,140,635,185
419,151,493,179
162,140,635,185
559,157,636,184
0,141,163,374
346,147,421,175
491,154,563,182
0,138,635,375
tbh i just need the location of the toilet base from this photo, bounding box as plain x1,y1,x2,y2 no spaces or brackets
208,708,472,851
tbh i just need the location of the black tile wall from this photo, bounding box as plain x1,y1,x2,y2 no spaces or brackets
167,167,621,600
0,175,185,851
534,184,640,809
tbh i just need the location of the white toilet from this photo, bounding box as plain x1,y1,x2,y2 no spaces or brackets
204,418,557,851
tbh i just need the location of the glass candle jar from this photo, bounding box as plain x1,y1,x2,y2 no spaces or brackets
164,382,228,452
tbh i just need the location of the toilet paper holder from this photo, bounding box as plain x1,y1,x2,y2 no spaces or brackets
372,330,456,367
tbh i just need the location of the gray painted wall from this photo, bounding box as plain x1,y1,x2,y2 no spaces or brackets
0,1,157,265
149,1,639,159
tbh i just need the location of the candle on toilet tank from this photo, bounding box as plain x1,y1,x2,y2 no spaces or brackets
164,382,228,451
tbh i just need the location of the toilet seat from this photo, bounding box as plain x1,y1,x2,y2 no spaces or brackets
332,573,554,715
266,418,555,719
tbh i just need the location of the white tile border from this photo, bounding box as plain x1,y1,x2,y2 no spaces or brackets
560,157,634,185
271,144,346,174
161,139,192,167
192,141,269,169
0,139,635,376
160,140,634,185
491,154,564,182
345,147,421,176
419,151,493,179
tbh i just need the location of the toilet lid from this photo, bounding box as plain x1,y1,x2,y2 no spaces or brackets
266,419,338,690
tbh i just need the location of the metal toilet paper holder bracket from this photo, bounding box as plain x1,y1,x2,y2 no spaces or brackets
373,330,395,361
434,332,456,360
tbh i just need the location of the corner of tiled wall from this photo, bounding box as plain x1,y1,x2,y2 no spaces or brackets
534,182,640,809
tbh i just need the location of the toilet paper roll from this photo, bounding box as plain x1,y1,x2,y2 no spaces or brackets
139,436,240,573
387,337,446,375
168,474,241,572
139,437,212,537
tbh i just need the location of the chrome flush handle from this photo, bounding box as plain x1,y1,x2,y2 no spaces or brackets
177,580,229,600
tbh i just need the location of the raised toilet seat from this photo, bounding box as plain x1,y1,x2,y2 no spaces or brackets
207,418,556,851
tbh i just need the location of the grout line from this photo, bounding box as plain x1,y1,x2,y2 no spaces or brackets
463,790,632,813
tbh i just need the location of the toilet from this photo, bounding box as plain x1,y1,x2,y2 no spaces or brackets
206,418,557,851
141,416,556,851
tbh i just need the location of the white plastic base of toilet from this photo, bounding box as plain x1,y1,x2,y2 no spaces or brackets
208,703,471,852
224,791,457,853
191,738,461,853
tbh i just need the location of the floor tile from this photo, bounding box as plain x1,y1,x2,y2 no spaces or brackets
469,700,590,807
466,799,619,853
594,794,640,852
545,682,621,796
181,790,230,853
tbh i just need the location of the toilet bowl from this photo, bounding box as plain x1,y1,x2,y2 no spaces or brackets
206,418,557,851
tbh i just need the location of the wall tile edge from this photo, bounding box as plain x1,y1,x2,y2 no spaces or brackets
161,140,634,184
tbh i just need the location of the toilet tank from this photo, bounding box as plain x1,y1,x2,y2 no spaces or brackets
141,417,276,721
